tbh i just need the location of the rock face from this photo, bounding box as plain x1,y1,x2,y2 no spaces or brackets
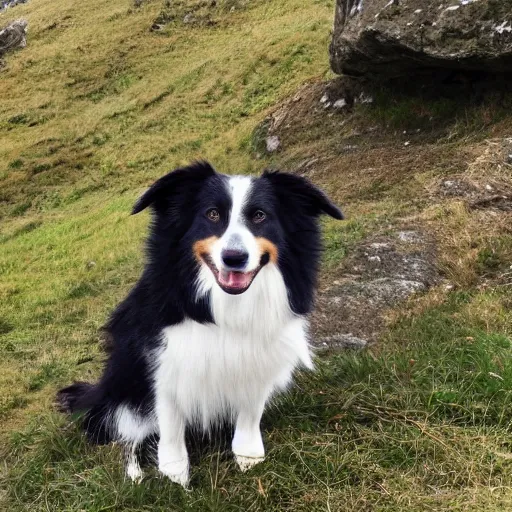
330,0,512,79
0,19,28,61
1,0,28,12
311,230,439,351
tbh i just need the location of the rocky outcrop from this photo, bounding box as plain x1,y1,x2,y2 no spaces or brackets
311,230,440,351
1,0,28,12
0,19,27,62
330,0,512,79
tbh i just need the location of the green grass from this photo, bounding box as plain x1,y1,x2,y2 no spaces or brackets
3,291,512,511
1,0,512,509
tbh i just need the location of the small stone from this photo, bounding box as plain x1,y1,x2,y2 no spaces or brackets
333,98,347,109
369,242,389,249
358,93,373,104
397,231,422,243
404,141,410,146
485,184,494,191
316,334,368,350
265,136,280,153
506,154,512,165
320,93,329,104
86,261,96,269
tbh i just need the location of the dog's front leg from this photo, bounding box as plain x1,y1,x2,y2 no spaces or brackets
156,393,189,487
232,401,266,472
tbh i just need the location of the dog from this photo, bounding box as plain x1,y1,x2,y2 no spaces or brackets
57,161,343,486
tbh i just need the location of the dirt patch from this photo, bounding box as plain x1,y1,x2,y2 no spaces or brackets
261,78,512,352
311,230,440,351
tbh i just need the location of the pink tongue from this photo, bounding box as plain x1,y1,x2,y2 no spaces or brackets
219,270,252,289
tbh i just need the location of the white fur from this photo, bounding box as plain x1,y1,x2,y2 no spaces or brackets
159,264,312,428
126,448,144,483
115,404,156,444
154,261,313,485
115,405,156,482
210,176,262,272
119,175,314,486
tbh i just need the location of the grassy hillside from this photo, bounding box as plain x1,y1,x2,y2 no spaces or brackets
1,0,512,510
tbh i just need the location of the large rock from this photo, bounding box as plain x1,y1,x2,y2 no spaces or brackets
1,0,29,12
330,0,512,79
0,19,27,60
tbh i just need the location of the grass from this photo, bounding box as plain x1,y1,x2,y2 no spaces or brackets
1,0,512,510
3,291,512,511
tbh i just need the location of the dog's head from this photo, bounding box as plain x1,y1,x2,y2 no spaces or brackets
133,161,343,307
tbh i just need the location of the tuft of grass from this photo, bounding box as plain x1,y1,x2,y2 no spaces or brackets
322,217,368,268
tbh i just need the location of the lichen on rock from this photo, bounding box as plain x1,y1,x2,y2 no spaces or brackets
330,0,512,79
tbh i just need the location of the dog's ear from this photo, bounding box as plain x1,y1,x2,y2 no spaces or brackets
263,170,343,219
132,161,216,215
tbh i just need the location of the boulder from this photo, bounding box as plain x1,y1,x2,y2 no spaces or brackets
0,19,28,60
329,0,512,79
1,0,28,12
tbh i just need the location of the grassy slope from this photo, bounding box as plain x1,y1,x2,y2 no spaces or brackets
1,0,512,510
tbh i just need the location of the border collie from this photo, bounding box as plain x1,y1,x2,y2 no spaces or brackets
57,161,343,486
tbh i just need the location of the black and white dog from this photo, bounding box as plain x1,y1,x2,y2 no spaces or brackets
58,161,343,486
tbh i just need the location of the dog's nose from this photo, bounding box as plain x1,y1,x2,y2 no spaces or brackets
221,249,249,270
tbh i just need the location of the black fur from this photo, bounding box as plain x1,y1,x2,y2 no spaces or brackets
57,161,342,443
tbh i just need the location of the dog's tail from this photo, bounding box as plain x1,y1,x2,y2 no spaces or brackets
56,381,95,414
56,382,112,444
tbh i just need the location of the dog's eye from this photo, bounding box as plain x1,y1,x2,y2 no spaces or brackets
252,210,266,224
206,208,220,222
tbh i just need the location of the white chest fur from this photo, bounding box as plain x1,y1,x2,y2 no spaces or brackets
155,264,313,429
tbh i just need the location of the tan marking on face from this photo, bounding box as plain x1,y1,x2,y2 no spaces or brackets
193,236,219,263
256,237,278,264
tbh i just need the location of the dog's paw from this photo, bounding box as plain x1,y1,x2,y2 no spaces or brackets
126,459,144,483
158,458,190,488
235,454,265,472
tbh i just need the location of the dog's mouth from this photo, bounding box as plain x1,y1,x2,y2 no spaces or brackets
202,255,266,295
